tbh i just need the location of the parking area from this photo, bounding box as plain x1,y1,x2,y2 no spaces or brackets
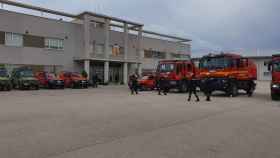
1,81,280,158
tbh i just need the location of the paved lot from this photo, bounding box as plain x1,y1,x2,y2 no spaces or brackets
0,81,280,158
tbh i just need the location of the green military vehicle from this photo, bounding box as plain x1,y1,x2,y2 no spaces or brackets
11,67,39,90
0,67,12,91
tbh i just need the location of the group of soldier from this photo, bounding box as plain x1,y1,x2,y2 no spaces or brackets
128,73,213,102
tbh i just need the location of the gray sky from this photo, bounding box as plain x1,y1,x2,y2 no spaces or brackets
8,0,280,56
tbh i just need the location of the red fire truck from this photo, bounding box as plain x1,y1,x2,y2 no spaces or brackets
198,53,257,97
156,60,197,92
266,54,280,100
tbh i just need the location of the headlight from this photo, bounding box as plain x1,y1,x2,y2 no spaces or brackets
272,84,279,88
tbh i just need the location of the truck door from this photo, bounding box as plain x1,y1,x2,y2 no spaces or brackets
237,58,249,79
186,63,193,79
176,63,183,79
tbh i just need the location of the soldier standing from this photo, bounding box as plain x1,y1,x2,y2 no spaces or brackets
201,77,212,101
187,76,200,102
129,74,139,95
158,77,169,95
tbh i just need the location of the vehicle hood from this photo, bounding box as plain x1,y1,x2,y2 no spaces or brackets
0,77,9,81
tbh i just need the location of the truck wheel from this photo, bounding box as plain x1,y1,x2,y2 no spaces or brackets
35,85,39,90
246,82,255,97
6,84,11,91
179,81,188,93
271,92,279,100
70,83,75,89
228,82,238,97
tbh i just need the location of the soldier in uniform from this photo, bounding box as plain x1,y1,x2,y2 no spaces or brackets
158,77,169,95
129,74,139,95
201,77,212,101
187,75,200,102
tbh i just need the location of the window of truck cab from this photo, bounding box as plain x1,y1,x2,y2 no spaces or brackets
273,61,280,72
158,63,175,72
199,57,233,69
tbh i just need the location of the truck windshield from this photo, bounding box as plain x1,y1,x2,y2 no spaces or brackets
273,61,280,72
200,57,232,69
158,63,175,72
20,70,34,77
0,69,8,77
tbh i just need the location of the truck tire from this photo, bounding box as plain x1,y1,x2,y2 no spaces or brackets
271,92,279,100
6,84,11,91
246,81,255,97
179,81,188,93
35,85,39,90
227,81,238,97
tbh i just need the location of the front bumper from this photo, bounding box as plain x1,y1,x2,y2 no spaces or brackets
271,83,280,94
21,81,39,89
49,80,65,88
73,80,88,88
200,78,230,91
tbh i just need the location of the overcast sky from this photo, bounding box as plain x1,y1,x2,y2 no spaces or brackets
8,0,280,56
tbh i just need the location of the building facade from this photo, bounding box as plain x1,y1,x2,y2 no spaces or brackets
0,1,191,84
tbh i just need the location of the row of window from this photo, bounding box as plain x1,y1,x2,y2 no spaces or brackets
0,32,64,50
95,44,124,56
144,50,166,59
144,50,190,60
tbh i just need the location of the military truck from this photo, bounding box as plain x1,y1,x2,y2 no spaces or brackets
0,67,11,91
11,67,39,90
199,53,257,97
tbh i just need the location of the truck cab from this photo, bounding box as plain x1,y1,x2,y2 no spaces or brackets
267,55,280,100
156,60,197,92
0,67,11,91
11,68,39,90
199,53,257,97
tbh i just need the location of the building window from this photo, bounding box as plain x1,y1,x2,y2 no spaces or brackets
95,44,104,54
23,35,44,48
5,32,23,47
172,53,181,59
144,50,153,58
263,72,271,76
153,51,166,59
144,50,166,59
45,38,64,50
110,44,123,56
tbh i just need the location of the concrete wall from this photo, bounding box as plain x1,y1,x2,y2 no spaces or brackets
0,9,83,72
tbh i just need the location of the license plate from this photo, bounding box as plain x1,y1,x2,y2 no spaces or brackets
170,81,177,85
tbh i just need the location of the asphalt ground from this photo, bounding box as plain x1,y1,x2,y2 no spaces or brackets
0,81,280,158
